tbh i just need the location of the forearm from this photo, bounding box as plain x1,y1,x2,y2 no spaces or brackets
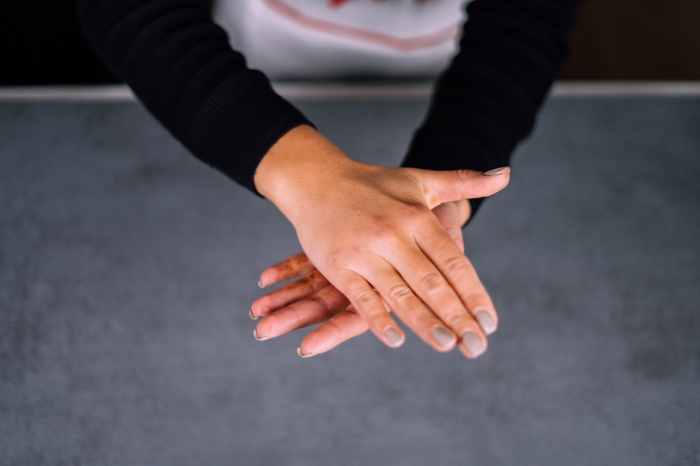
403,0,583,216
76,0,311,193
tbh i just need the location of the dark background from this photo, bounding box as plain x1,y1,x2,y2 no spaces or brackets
0,1,120,85
1,0,699,86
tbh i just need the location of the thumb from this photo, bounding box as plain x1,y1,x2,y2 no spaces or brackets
411,167,511,209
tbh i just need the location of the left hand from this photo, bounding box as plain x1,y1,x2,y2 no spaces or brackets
250,199,487,357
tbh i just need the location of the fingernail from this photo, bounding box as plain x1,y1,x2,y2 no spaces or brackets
384,328,404,347
297,347,316,358
257,280,265,288
474,310,496,335
253,329,269,341
249,309,259,320
461,332,486,358
484,167,510,176
432,326,457,349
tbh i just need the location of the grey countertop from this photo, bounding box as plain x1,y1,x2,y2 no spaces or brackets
1,95,698,465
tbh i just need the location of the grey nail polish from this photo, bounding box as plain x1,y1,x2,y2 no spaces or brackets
432,326,457,348
484,167,510,176
462,332,486,358
297,347,316,358
384,328,404,347
475,311,497,335
253,329,269,341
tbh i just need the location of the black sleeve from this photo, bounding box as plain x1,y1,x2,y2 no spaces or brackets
402,0,583,216
76,0,312,194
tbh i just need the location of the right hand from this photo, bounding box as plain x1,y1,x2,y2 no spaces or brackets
251,200,478,357
254,125,509,359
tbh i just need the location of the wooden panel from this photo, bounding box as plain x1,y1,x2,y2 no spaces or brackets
559,0,700,80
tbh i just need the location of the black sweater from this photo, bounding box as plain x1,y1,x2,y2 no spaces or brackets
77,0,581,211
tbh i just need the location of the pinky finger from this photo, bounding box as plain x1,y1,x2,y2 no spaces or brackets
298,307,370,357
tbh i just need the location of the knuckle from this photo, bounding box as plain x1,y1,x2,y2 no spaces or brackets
279,287,296,304
440,308,469,328
324,319,347,340
308,270,328,284
386,283,413,304
308,293,331,311
368,224,402,249
415,310,437,328
327,249,350,269
441,255,470,276
319,287,350,310
276,303,303,328
294,275,313,290
354,290,378,310
418,271,447,295
364,215,393,238
403,204,429,224
454,169,471,182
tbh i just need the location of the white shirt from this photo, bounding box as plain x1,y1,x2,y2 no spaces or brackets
214,0,468,79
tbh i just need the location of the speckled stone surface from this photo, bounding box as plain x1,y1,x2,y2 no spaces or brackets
0,97,698,465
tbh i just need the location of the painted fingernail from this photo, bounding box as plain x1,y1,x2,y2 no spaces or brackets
484,167,510,176
249,309,259,320
253,329,270,341
384,328,404,347
432,326,457,349
297,347,316,358
257,280,265,288
474,310,496,335
461,332,486,358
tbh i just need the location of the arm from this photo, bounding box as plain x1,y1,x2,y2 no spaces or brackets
76,0,311,192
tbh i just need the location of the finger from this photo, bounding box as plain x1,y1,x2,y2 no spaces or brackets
330,269,405,349
297,306,370,356
381,240,485,358
355,259,458,352
254,285,349,340
431,202,465,253
251,269,330,319
413,219,498,358
410,167,510,208
455,198,472,227
258,252,316,288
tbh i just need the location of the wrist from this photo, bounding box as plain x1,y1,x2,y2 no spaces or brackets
254,125,353,219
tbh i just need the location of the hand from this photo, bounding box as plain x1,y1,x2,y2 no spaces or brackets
253,125,509,359
250,200,473,356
